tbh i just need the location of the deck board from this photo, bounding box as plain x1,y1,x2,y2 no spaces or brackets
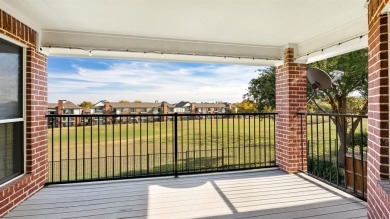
5,169,367,219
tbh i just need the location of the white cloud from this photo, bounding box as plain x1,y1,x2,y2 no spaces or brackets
48,59,264,104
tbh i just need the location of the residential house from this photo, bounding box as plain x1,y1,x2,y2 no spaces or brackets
194,103,227,114
225,102,238,113
109,102,163,123
47,100,82,127
171,101,192,113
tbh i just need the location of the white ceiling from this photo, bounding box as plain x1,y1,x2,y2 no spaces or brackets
0,0,368,65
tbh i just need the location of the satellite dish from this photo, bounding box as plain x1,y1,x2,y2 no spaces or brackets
307,68,332,103
307,68,332,90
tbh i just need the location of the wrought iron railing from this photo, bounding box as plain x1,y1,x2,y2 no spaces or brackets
46,113,277,183
298,112,367,200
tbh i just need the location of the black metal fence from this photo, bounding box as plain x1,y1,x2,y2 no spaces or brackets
46,113,277,183
298,112,367,200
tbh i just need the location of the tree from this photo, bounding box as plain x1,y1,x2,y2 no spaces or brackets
244,67,276,112
133,100,142,103
79,101,93,107
235,99,257,113
309,48,368,165
119,100,130,103
244,49,368,166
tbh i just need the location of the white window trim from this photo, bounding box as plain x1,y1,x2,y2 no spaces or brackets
0,34,27,186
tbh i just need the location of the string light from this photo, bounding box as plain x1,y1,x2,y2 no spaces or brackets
296,34,367,60
40,46,279,62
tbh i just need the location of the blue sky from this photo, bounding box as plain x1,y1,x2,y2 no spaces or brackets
48,57,264,104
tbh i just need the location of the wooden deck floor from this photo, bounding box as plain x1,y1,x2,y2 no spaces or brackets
5,169,367,219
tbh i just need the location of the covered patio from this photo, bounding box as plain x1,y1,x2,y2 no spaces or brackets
0,0,389,218
5,169,367,219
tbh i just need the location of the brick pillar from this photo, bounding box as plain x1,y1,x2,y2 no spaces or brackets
0,10,48,217
275,48,307,173
367,1,390,218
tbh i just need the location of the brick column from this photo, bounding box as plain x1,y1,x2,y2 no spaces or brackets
367,1,390,218
0,10,48,217
275,48,307,173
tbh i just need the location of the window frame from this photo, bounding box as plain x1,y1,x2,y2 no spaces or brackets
0,34,27,186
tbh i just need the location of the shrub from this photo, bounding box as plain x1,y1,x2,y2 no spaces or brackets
349,132,367,148
308,157,345,184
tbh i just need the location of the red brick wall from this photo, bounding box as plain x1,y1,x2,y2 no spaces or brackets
275,48,307,173
0,10,48,217
367,0,390,218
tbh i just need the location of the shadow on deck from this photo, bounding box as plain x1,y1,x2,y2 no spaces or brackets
5,169,367,219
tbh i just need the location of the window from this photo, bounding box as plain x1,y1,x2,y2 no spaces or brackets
0,38,24,184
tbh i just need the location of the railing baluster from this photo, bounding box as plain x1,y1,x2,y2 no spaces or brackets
120,115,122,178
146,115,149,175
181,116,183,173
352,117,356,194
174,113,178,178
97,116,100,179
140,116,142,175
322,115,325,179
59,117,62,182
253,115,256,168
360,117,365,197
300,114,304,171
263,114,266,167
126,116,129,178
268,114,271,166
82,117,85,181
105,117,108,179
75,117,78,181
238,115,241,169
153,116,155,175
233,115,236,169
316,115,319,177
216,115,219,170
336,115,339,186
329,115,332,182
310,115,313,175
51,117,54,182
112,117,115,178
222,115,224,170
244,115,246,168
133,116,136,177
193,115,195,173
227,115,230,169
187,115,190,174
90,117,93,180
67,116,70,181
343,116,347,189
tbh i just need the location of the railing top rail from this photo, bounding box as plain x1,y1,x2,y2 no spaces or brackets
45,112,278,118
297,112,367,118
